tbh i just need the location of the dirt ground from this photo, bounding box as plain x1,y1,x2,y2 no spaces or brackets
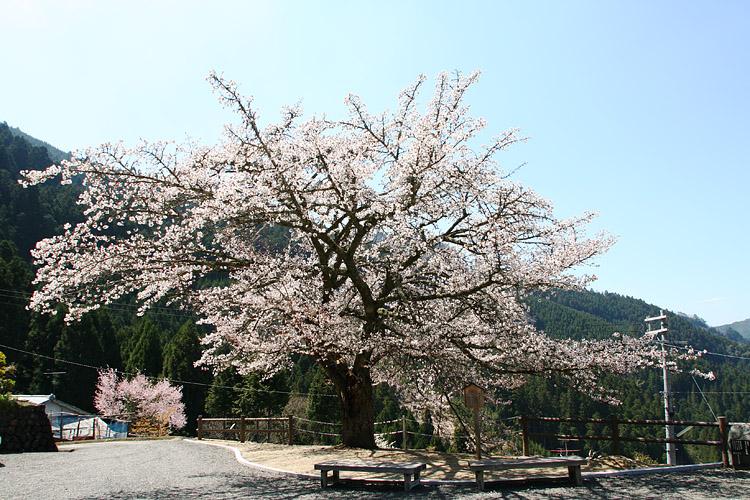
207,439,645,482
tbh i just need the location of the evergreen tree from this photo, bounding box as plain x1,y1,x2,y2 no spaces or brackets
162,320,210,431
125,318,163,376
0,123,80,259
204,369,242,417
24,308,67,395
306,366,342,444
233,372,290,417
53,309,120,411
306,366,341,424
0,240,33,389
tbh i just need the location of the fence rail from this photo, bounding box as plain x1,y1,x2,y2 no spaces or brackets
196,415,443,449
527,416,721,427
520,415,731,466
196,412,736,467
197,416,295,445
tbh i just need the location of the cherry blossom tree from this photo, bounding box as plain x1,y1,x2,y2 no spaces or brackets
24,72,673,448
94,369,187,430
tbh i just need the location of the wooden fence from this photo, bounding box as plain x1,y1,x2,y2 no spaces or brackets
195,415,446,449
520,415,731,466
197,413,734,466
197,416,294,445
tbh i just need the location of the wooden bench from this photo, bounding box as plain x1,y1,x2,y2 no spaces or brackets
469,456,587,491
314,460,427,491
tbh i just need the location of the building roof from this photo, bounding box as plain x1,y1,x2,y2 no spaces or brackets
13,394,89,415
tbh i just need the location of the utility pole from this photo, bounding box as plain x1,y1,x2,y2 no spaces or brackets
43,371,66,397
645,310,677,465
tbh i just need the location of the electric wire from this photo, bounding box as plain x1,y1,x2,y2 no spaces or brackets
0,342,338,398
691,374,718,421
664,342,750,362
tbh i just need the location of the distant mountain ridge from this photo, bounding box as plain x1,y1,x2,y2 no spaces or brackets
5,122,70,164
533,289,750,348
716,318,750,341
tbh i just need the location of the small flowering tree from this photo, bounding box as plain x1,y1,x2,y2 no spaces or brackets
0,351,15,395
25,72,676,448
94,369,187,431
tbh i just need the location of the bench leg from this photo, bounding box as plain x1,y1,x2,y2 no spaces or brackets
475,470,485,491
332,470,339,484
320,470,328,488
568,465,582,486
406,469,422,491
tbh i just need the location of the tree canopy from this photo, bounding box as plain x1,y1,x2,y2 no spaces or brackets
23,72,677,447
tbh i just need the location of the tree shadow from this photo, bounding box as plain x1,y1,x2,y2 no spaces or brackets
462,469,750,499
75,468,750,499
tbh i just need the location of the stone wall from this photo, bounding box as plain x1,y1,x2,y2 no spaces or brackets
0,403,57,453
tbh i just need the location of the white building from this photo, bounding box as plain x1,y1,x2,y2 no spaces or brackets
13,394,128,440
14,394,88,418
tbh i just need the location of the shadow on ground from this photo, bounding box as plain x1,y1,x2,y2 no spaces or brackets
75,469,750,499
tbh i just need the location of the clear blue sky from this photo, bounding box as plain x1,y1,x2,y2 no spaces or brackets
2,1,748,325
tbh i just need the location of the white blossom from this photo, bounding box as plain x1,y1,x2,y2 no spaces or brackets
24,72,682,435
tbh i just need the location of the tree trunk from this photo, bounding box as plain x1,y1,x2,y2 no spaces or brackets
327,359,376,449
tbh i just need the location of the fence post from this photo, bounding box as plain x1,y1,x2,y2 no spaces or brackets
197,415,203,440
288,416,294,445
240,416,246,443
610,415,621,456
718,416,729,467
402,415,407,450
521,416,530,456
473,407,482,459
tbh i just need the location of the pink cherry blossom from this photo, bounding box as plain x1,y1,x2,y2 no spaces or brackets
94,369,187,430
24,72,691,446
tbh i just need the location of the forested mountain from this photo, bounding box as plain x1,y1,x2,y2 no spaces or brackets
0,122,81,259
494,290,750,463
1,125,749,464
7,123,70,164
716,318,750,341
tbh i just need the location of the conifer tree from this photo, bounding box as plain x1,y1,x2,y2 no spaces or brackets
204,369,242,417
234,372,289,417
125,318,163,376
162,320,210,430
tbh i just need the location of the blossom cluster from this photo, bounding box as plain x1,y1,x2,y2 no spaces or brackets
94,369,187,429
24,71,689,420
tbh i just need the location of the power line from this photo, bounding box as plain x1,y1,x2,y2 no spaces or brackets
671,391,750,395
0,298,192,321
691,374,718,421
700,351,750,362
0,287,195,319
0,342,338,399
665,342,750,362
0,287,336,399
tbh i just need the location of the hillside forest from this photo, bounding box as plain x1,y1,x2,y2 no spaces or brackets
1,122,749,464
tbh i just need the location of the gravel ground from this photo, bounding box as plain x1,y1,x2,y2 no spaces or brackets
1,438,749,499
